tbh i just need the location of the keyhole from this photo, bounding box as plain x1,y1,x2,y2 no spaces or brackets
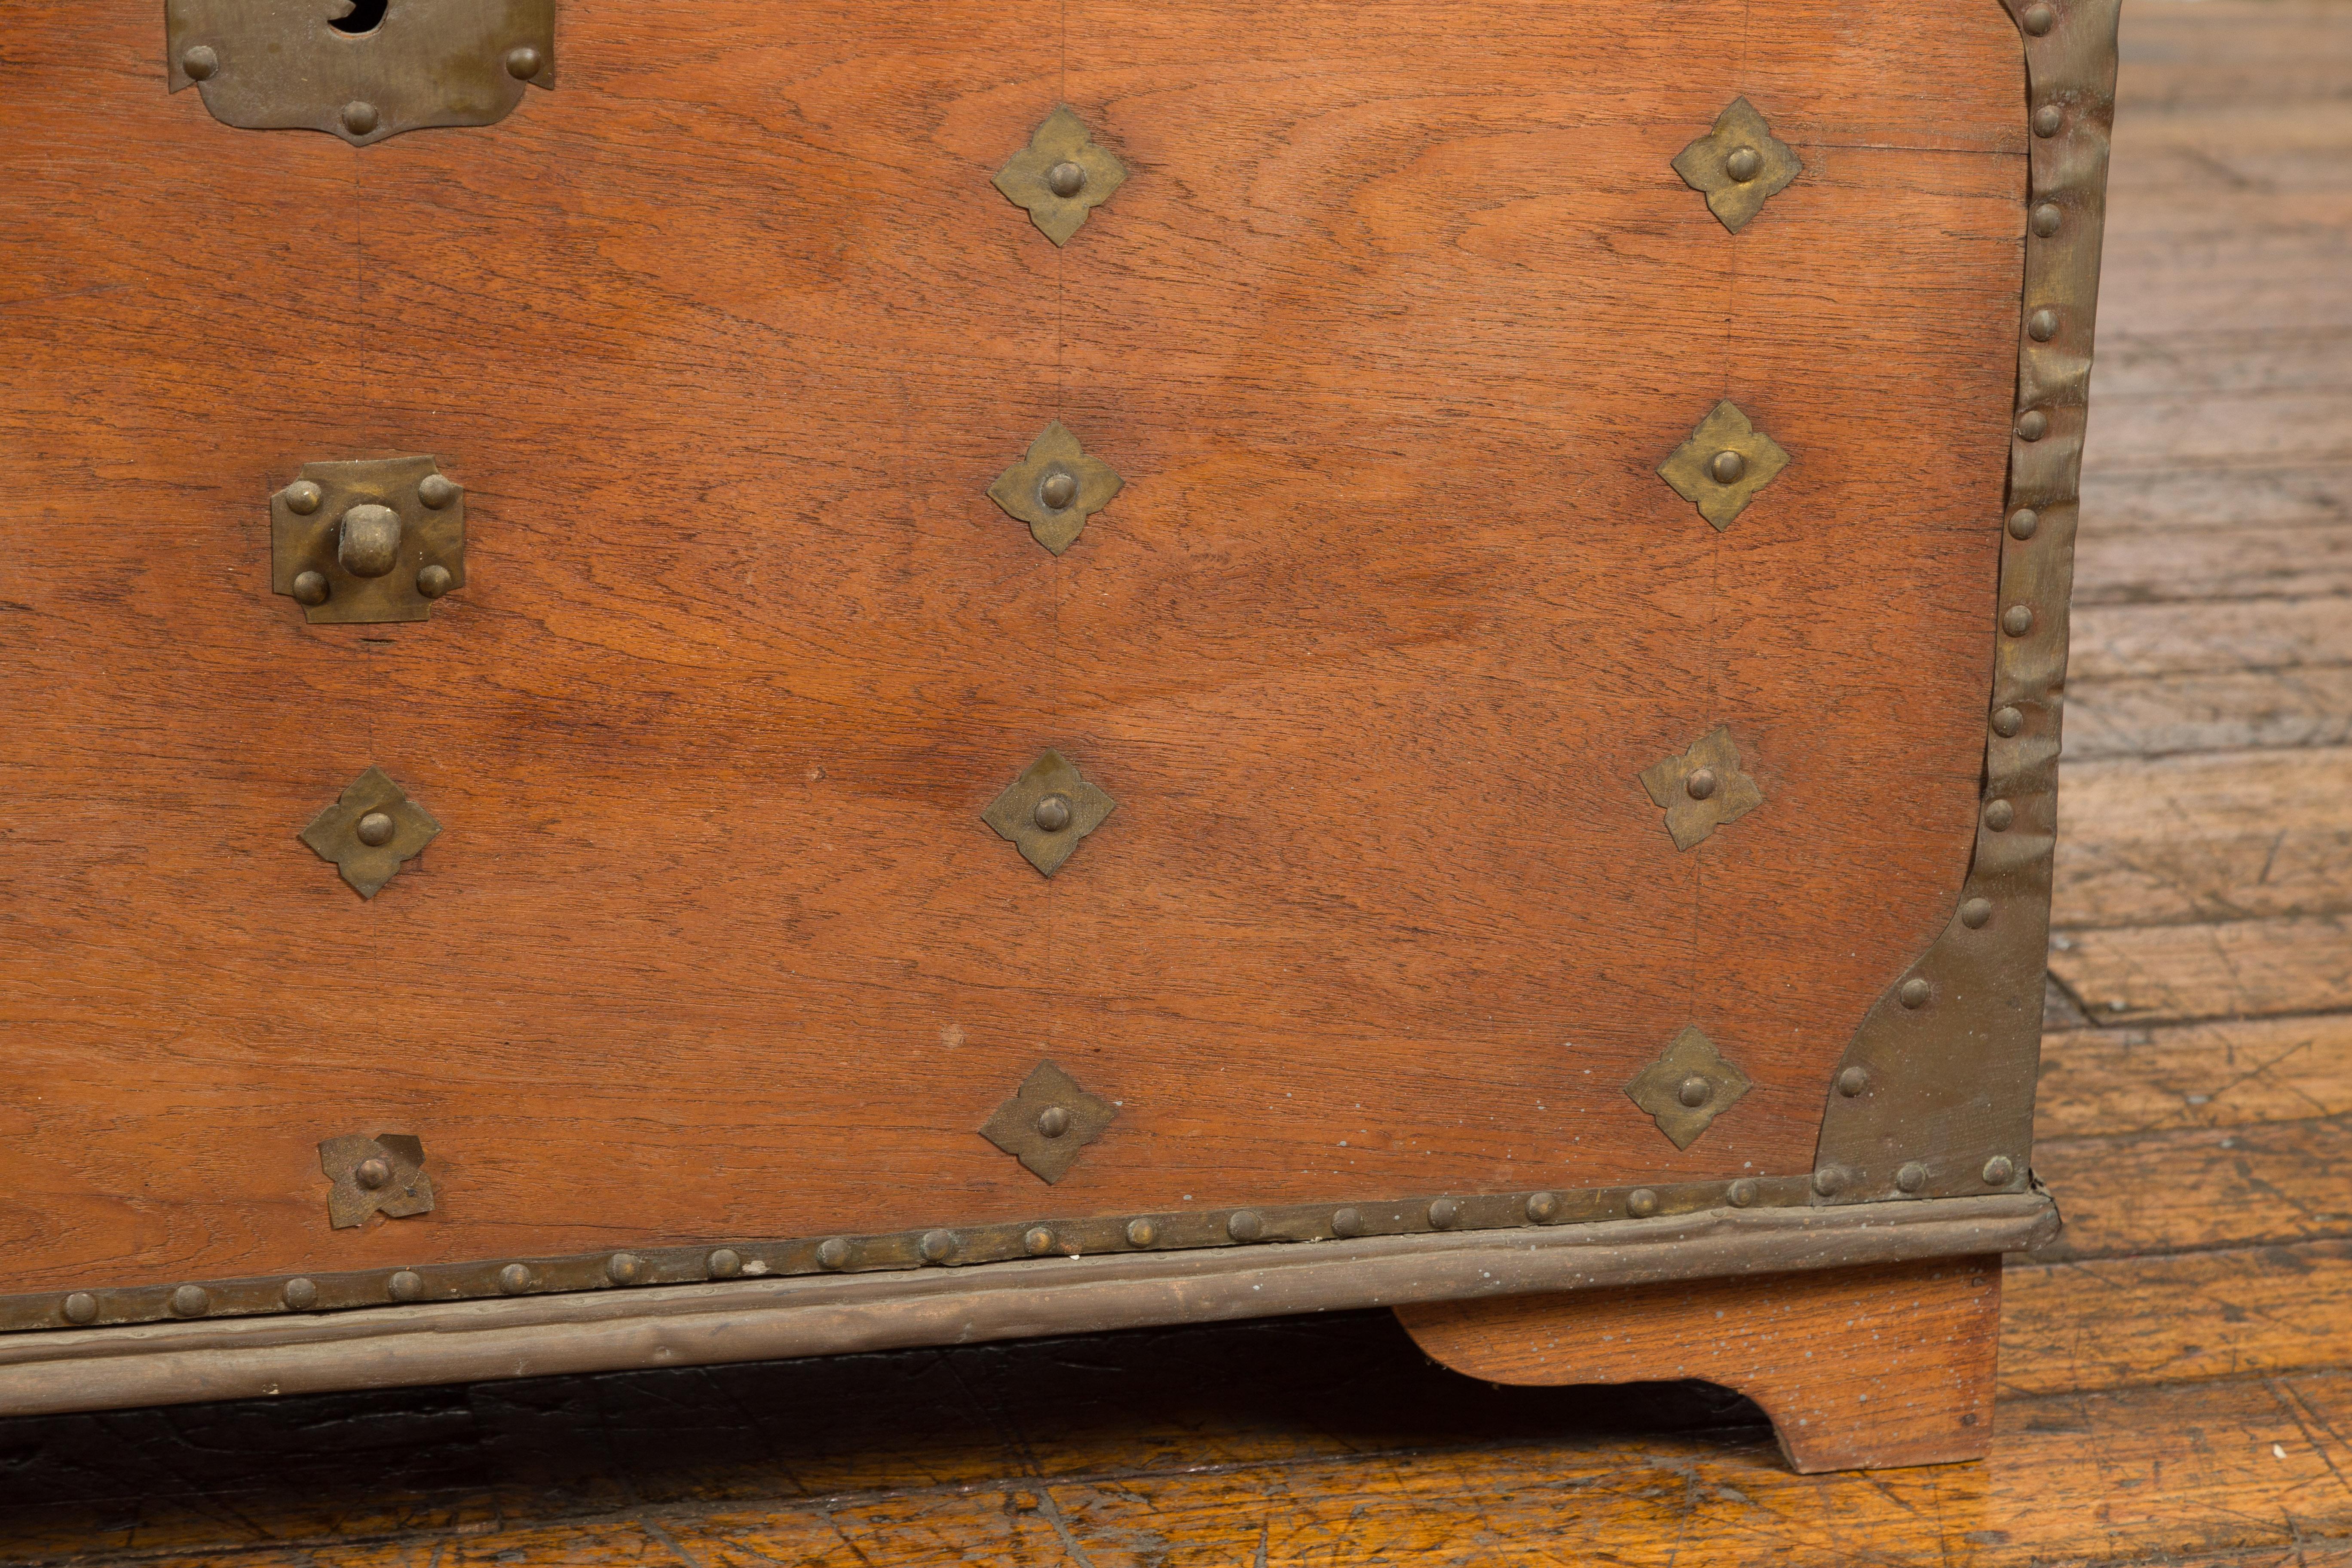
330,0,389,35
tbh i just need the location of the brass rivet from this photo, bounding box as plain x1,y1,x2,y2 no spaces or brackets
2032,202,2063,236
182,45,220,80
1684,767,1718,802
1961,897,1994,928
1709,449,1746,485
285,481,323,516
1899,977,1933,1009
2008,507,2040,540
1032,794,1072,833
1836,1066,1869,1097
1227,1210,1265,1242
1727,1178,1758,1207
920,1229,956,1262
1332,1206,1365,1237
62,1292,99,1325
1812,1167,1845,1197
1039,470,1079,511
1046,160,1087,198
292,571,330,606
499,1263,533,1294
1992,705,2024,737
1023,1225,1056,1256
1676,1074,1712,1108
1124,1217,1158,1247
1724,145,1763,182
1525,1191,1560,1223
2022,2,2055,34
2027,308,2060,342
816,1237,852,1269
342,101,380,136
505,46,545,80
389,1270,425,1301
356,812,397,848
606,1253,644,1285
1985,799,2016,831
1896,1161,1930,1193
2017,410,2049,441
283,1277,318,1310
417,564,454,599
2003,605,2036,637
354,1154,392,1188
1036,1104,1071,1138
1983,1155,2018,1185
1627,1188,1659,1218
707,1248,743,1278
2033,104,2064,137
1428,1197,1461,1229
169,1285,211,1318
418,474,460,509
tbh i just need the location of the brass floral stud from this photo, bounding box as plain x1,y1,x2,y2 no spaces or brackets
983,750,1116,876
989,422,1124,554
300,766,441,898
1672,97,1801,233
318,1133,435,1229
1657,401,1791,530
1638,727,1764,851
994,106,1128,245
1625,1027,1753,1149
979,1061,1118,1183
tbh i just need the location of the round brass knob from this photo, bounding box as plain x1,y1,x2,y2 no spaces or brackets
417,564,454,599
505,46,545,80
1039,471,1079,510
342,101,380,137
284,481,323,516
1677,1075,1711,1108
1037,1105,1070,1138
291,571,330,606
338,504,402,579
354,1155,392,1189
1684,768,1718,801
1047,161,1087,198
1724,145,1762,182
1033,794,1072,832
1709,449,1746,485
356,812,396,848
181,45,219,81
418,474,461,509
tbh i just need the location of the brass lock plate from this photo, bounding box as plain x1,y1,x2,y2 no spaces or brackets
272,456,467,625
167,0,555,148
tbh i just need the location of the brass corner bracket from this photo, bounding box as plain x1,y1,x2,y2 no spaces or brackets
989,422,1124,555
979,1062,1117,1184
1672,97,1801,233
1625,1026,1752,1149
272,456,467,624
983,750,1116,876
300,767,441,898
318,1133,434,1229
1638,727,1763,851
1658,402,1790,530
993,107,1128,245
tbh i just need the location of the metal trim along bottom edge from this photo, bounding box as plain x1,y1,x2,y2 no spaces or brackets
0,1190,2058,1418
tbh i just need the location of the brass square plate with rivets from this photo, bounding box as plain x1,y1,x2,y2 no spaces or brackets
318,1133,435,1229
1638,727,1764,851
1672,96,1802,233
1624,1026,1753,1149
988,422,1124,554
982,750,1117,876
272,456,467,624
978,1062,1118,1184
299,767,442,898
1657,401,1791,530
166,0,555,147
993,106,1128,246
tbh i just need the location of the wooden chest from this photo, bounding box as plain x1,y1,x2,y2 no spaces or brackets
0,0,2115,1471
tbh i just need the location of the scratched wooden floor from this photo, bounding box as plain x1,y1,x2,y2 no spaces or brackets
6,3,2351,1562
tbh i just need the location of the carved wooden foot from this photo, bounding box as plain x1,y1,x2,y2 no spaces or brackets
1396,1254,2001,1473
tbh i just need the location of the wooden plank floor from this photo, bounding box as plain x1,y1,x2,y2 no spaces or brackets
4,2,2349,1561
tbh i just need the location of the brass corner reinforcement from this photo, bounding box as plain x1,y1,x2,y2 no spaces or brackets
1672,98,1801,233
1810,0,2118,1213
319,1134,434,1229
983,750,1116,876
300,767,441,898
1658,402,1790,530
979,1062,1117,1184
272,456,467,624
167,0,555,147
1625,1026,1752,1149
993,107,1129,245
1638,727,1763,851
989,423,1124,555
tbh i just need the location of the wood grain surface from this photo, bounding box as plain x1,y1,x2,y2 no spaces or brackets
0,0,2024,1291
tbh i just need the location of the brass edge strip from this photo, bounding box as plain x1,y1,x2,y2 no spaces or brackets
1810,0,2117,1205
0,1191,2059,1419
7,1176,1817,1335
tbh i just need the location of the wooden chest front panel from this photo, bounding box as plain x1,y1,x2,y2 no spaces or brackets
0,1,2024,1291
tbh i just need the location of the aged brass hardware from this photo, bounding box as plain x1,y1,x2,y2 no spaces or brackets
300,766,441,898
979,1061,1117,1183
989,423,1124,555
1657,402,1791,529
273,457,467,624
318,1133,434,1230
993,107,1128,245
167,0,555,147
1624,1026,1753,1149
1672,98,1801,233
983,750,1116,876
1638,727,1763,851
